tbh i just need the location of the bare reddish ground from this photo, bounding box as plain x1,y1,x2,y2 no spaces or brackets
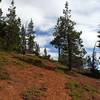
0,53,100,100
0,64,71,100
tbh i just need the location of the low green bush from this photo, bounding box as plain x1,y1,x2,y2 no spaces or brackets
66,81,100,100
22,86,45,100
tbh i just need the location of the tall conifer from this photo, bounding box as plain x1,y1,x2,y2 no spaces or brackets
51,1,86,70
6,0,21,51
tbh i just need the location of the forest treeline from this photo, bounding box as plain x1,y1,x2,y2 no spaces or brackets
0,0,100,75
0,0,40,55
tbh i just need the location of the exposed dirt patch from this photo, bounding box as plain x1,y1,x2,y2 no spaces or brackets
0,63,71,100
0,53,100,100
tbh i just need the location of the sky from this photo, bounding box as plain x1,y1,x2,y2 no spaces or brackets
0,0,100,59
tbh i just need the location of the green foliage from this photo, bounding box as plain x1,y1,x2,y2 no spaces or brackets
83,84,99,93
66,81,100,100
15,55,46,68
20,25,26,54
44,48,47,57
0,11,7,50
5,0,21,51
0,53,10,80
22,86,45,100
28,36,35,53
0,8,2,17
0,0,21,51
13,59,28,68
34,43,40,56
27,19,35,35
51,1,86,70
55,66,67,74
90,68,100,78
27,19,35,54
84,69,100,79
0,0,2,16
0,53,8,67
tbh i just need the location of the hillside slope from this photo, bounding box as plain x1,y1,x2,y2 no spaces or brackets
0,52,100,100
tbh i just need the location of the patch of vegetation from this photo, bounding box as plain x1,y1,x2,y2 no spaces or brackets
82,68,100,79
12,59,29,69
65,81,100,100
0,55,9,80
53,61,67,73
83,84,99,93
66,81,83,100
0,70,11,80
22,86,46,100
0,56,8,67
14,55,47,68
55,66,67,74
0,53,10,80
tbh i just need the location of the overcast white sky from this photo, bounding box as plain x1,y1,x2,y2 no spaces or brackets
0,0,100,59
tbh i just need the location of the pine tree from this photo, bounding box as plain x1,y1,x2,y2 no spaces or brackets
27,19,35,53
0,9,2,18
20,25,26,54
6,0,21,51
97,31,100,48
51,18,64,61
35,43,40,56
0,0,7,50
0,0,3,29
86,56,92,67
44,48,47,57
51,1,86,71
0,0,3,49
28,36,35,53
